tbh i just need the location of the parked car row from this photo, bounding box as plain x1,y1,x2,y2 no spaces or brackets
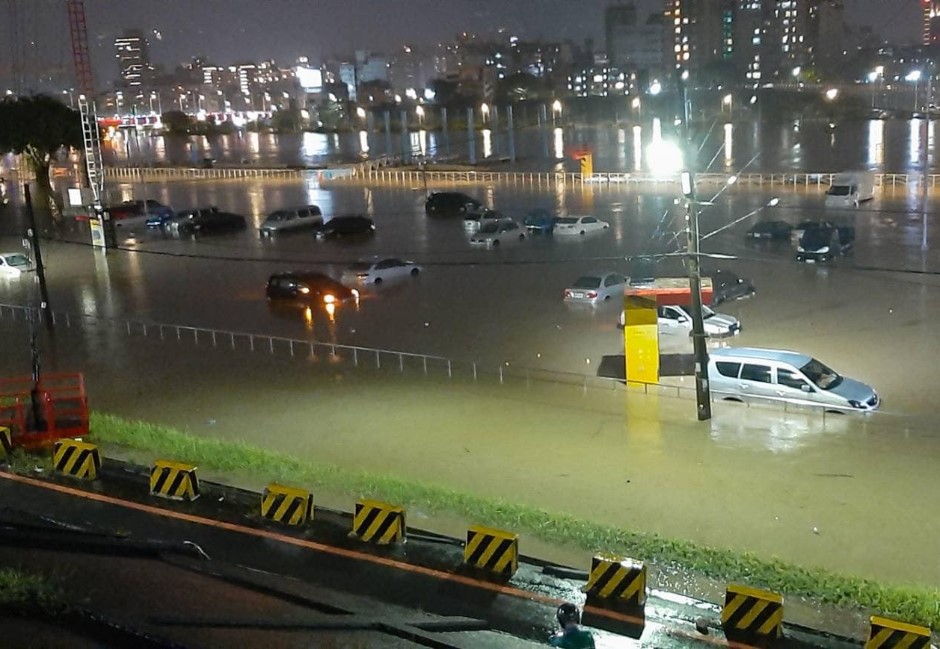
747,218,855,264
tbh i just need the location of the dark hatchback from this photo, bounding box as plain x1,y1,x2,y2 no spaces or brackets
796,224,855,263
266,272,360,305
424,192,482,217
315,215,376,239
710,270,756,305
175,209,247,234
746,220,792,240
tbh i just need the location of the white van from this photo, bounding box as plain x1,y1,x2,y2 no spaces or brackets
707,347,879,412
824,171,874,207
259,205,323,235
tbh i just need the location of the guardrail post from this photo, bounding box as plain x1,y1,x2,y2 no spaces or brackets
376,350,381,368
211,331,217,347
249,335,254,351
399,353,404,371
269,337,274,354
289,340,294,357
447,360,452,377
354,348,359,366
499,365,504,384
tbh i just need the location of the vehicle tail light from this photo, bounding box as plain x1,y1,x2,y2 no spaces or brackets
586,291,597,299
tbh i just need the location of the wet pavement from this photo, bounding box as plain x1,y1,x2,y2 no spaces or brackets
1,176,940,597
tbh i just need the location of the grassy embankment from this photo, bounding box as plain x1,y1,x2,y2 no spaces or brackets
90,412,940,628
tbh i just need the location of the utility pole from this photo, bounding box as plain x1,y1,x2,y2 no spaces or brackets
23,185,53,331
678,69,712,421
921,76,932,253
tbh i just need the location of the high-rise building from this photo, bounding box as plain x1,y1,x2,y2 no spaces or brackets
114,29,150,89
806,0,845,75
925,0,934,46
926,1,940,46
664,0,733,71
605,3,639,66
606,5,664,72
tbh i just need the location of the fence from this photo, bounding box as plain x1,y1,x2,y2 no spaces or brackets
0,302,898,423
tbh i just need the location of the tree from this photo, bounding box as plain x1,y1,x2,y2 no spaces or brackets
270,108,306,133
161,110,194,134
0,95,82,192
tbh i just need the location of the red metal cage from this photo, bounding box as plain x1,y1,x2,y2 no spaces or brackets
0,373,89,450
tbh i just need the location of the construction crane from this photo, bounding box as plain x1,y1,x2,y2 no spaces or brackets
66,0,105,210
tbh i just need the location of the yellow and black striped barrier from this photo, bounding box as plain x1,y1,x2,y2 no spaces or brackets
720,584,783,642
583,554,647,609
0,426,11,458
261,483,313,526
866,615,931,649
52,439,100,481
463,525,518,579
149,460,200,501
350,499,405,545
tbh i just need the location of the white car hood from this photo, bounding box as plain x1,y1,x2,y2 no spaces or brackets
702,313,739,333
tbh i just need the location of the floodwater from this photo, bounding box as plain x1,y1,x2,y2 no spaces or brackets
2,176,940,591
99,116,940,174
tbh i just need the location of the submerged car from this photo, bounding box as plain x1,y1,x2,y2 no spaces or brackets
424,192,482,217
152,206,217,229
341,258,421,284
564,272,627,305
523,209,557,233
463,209,509,232
553,215,610,235
618,304,741,338
172,209,247,234
708,347,879,412
796,224,855,263
709,270,756,306
746,220,792,240
468,219,526,247
259,205,323,235
266,271,359,305
315,215,376,239
0,252,33,278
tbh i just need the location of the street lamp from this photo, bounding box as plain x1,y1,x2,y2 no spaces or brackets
649,80,662,96
551,99,562,125
415,104,425,126
906,70,923,111
722,93,732,114
480,102,489,124
356,106,366,120
824,88,839,101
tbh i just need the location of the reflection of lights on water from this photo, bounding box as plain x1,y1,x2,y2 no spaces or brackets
363,187,374,215
419,129,427,156
247,188,264,226
246,131,260,155
303,307,314,329
910,119,921,166
553,127,564,159
652,118,662,145
867,120,884,167
302,132,328,158
554,174,566,214
633,125,642,171
724,123,733,165
617,128,627,168
482,128,492,158
359,130,370,154
325,302,336,321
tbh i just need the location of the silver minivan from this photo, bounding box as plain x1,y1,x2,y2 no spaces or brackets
259,205,323,235
707,347,880,412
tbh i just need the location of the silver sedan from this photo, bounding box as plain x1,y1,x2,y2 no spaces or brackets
469,219,526,248
341,258,422,284
563,272,627,305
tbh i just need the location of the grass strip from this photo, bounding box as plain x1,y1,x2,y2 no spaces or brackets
90,411,940,627
0,568,62,613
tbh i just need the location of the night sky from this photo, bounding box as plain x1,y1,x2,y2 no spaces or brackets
0,0,924,88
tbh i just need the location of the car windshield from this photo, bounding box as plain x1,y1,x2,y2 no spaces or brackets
556,217,578,225
679,305,716,319
572,276,601,289
802,228,831,248
478,221,499,233
3,254,29,268
827,185,851,196
800,359,843,390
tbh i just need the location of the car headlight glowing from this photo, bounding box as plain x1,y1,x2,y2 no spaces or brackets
298,286,310,294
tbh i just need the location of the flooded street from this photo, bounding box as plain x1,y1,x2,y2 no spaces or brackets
2,175,940,589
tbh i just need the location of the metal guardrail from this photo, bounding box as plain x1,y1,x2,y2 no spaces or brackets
0,302,888,422
99,164,932,190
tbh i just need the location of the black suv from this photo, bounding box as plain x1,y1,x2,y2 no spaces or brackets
424,192,482,217
314,215,376,239
266,272,359,304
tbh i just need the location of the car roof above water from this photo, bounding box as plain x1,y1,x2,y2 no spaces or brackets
709,347,813,367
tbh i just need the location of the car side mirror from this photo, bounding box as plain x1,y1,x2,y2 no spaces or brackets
678,316,689,324
800,384,812,393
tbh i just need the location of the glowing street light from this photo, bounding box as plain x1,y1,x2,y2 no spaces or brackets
649,80,662,96
824,88,839,101
551,99,562,126
356,106,366,120
722,93,732,114
906,70,923,111
415,104,425,126
480,102,489,123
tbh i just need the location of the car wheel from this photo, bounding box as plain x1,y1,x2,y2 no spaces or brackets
492,239,500,247
722,397,744,403
410,267,419,276
518,233,525,241
604,295,611,301
579,230,586,235
374,277,383,285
